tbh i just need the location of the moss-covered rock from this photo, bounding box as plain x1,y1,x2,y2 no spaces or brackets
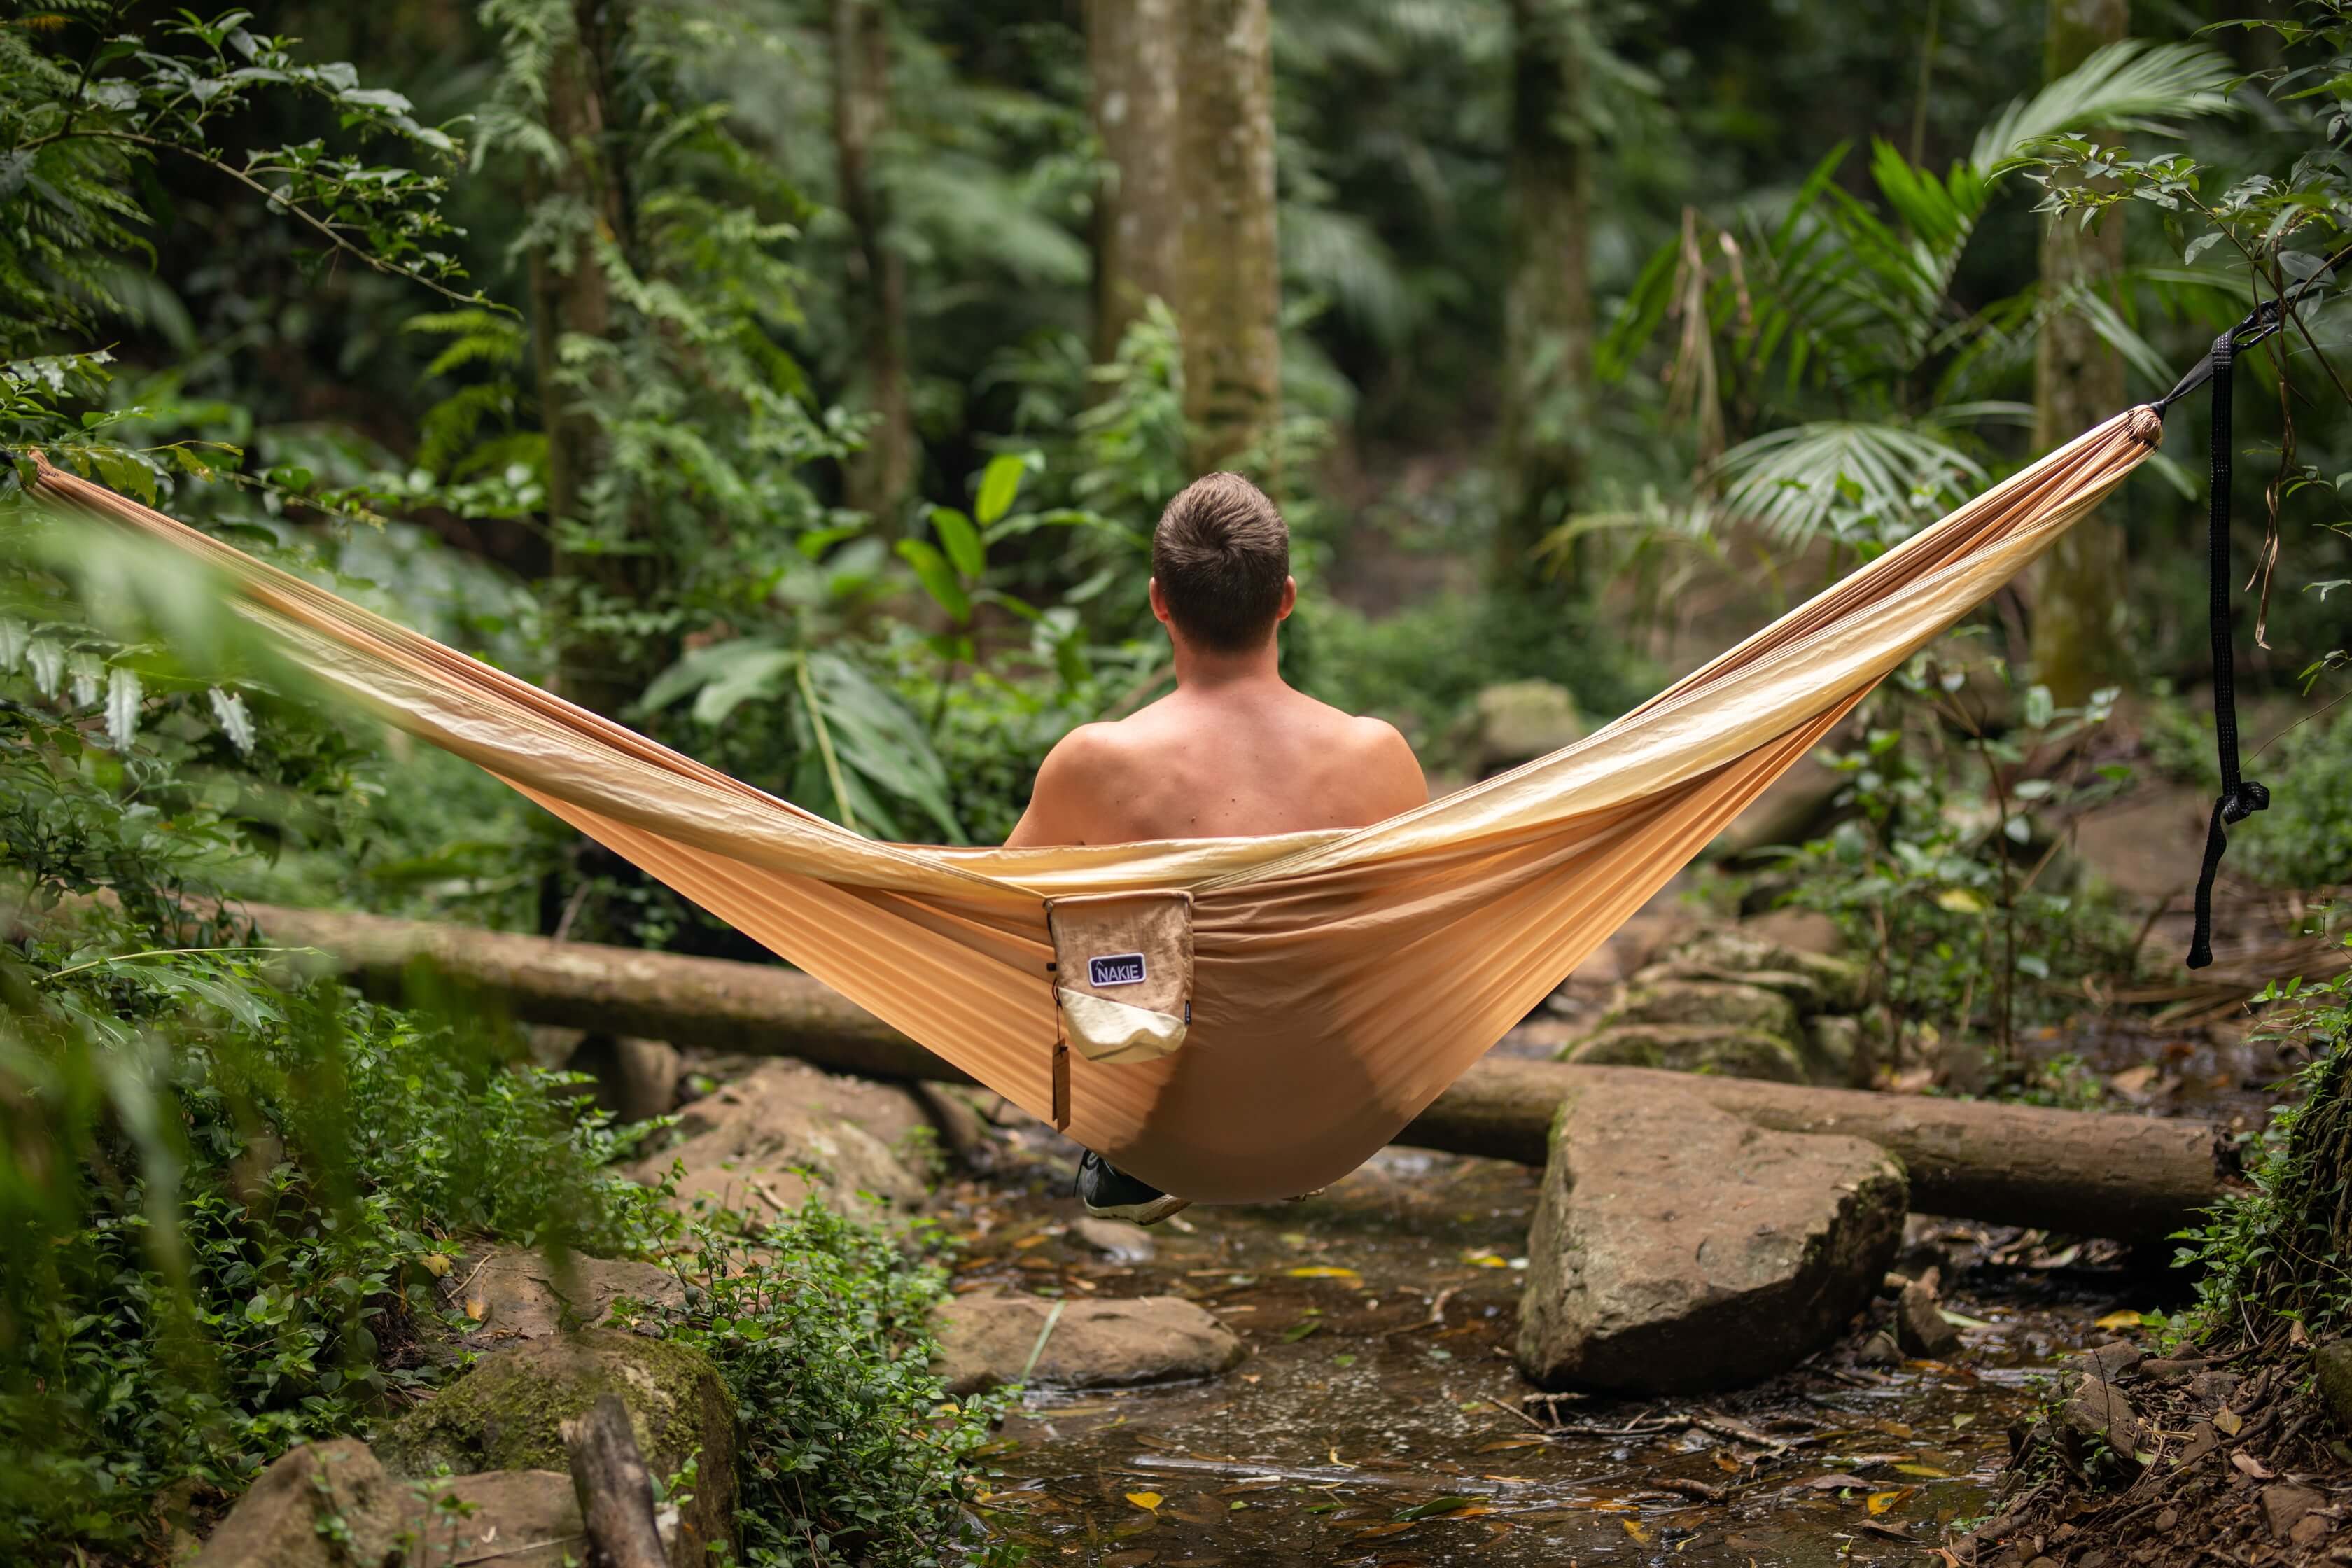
1656,927,1869,1014
376,1329,736,1566
1602,977,1802,1042
1562,1022,1809,1083
2317,1338,2352,1435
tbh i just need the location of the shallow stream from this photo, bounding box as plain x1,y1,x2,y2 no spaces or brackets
941,1138,2171,1567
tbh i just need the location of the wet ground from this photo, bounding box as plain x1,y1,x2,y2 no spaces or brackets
937,1132,2188,1567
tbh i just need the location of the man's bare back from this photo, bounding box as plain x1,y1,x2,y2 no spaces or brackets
1007,471,1425,848
1007,679,1425,846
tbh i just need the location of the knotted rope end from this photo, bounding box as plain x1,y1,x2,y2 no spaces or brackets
2125,406,2165,447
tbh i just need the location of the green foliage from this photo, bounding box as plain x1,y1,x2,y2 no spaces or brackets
1767,651,2139,1064
2171,941,2352,1346
659,1200,1016,1568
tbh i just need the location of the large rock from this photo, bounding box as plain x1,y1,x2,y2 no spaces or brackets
1516,1077,1907,1393
1468,680,1583,775
194,1440,405,1568
629,1060,929,1220
2316,1337,2352,1435
196,1443,588,1568
377,1328,736,1566
934,1290,1246,1395
1605,976,1803,1041
1563,1021,1809,1083
451,1248,685,1345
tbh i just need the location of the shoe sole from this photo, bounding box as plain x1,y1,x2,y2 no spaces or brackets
1084,1193,1194,1226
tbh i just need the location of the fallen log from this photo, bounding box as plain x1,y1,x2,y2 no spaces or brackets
243,902,2230,1240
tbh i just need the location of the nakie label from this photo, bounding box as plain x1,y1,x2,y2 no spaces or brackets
1088,952,1147,988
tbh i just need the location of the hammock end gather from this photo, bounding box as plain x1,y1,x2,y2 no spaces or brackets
2125,406,2165,448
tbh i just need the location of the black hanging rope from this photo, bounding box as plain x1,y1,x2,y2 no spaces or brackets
2150,298,2292,971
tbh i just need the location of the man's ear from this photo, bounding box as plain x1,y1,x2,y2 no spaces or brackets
1147,576,1173,626
1275,575,1298,622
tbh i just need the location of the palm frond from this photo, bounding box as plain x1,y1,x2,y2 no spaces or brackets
1970,39,2238,176
1714,421,1987,546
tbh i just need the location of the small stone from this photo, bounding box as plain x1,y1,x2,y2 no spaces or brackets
933,1292,1245,1394
1071,1217,1156,1263
2057,1377,2143,1483
1895,1273,1961,1359
1856,1329,1904,1366
2292,1513,2333,1548
2186,1368,2242,1409
2263,1482,2326,1540
2070,1340,2143,1382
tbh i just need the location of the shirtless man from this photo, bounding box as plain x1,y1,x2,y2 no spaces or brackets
1007,471,1428,1221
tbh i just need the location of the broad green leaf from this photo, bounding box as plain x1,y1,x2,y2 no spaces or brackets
929,507,985,579
105,666,142,748
896,540,971,623
973,453,1032,526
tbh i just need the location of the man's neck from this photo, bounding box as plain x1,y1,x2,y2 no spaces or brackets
1170,634,1285,693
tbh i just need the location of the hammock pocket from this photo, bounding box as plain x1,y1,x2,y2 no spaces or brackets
19,407,2166,1203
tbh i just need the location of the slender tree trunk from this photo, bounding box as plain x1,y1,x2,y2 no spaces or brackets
2030,0,2129,705
524,0,639,719
832,0,916,522
1176,0,1280,477
1497,0,1593,584
1087,0,1184,367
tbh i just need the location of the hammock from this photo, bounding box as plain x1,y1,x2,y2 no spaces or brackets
20,407,2166,1203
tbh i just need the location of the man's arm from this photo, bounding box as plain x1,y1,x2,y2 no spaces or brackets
1004,725,1109,847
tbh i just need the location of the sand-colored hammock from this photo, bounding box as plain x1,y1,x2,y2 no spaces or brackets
20,407,2164,1203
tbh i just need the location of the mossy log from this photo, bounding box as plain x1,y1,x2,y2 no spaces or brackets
245,902,2229,1240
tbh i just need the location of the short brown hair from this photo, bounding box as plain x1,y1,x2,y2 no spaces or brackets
1151,472,1291,652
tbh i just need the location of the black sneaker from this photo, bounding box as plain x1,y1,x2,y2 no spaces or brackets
1075,1151,1192,1226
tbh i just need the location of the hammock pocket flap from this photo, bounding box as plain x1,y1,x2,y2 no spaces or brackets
17,406,2165,1203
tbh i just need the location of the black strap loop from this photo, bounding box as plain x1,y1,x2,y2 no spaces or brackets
2183,320,2271,970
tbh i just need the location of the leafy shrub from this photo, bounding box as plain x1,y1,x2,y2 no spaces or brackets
658,1200,1016,1568
2171,941,2352,1345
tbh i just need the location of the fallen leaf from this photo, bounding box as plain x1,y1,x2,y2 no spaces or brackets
1935,888,1985,914
2094,1310,2147,1331
1952,1414,1977,1429
1892,1464,1949,1478
1392,1496,1478,1521
1867,1488,1912,1516
421,1252,454,1278
1286,1266,1361,1280
1621,1518,1651,1543
2230,1451,2274,1480
1348,1521,1420,1539
1476,1438,1550,1452
1332,1353,1358,1368
1712,1453,1742,1474
1124,1491,1163,1511
1802,1474,1872,1492
463,1296,485,1322
1282,1321,1322,1343
2213,1407,2244,1436
1462,1251,1510,1268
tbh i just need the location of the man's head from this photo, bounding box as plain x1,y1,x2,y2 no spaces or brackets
1149,472,1296,654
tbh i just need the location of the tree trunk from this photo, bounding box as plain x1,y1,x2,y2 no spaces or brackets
524,0,640,720
2029,0,2129,705
1087,0,1184,367
561,1394,669,1568
832,0,916,522
1497,0,1593,584
1176,0,1280,476
241,902,2228,1240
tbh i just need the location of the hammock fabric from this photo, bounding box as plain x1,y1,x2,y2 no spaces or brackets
22,406,2164,1203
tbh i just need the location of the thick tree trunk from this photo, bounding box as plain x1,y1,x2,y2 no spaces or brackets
1087,0,1184,365
525,0,640,719
561,1394,668,1568
1176,0,1280,476
244,902,2227,1240
2029,0,2129,705
832,0,916,522
1497,0,1594,584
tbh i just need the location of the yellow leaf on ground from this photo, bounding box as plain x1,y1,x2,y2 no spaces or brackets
2214,1407,2244,1436
1867,1488,1912,1515
1621,1518,1651,1543
2094,1310,2146,1331
463,1296,485,1322
421,1252,454,1278
1284,1266,1361,1280
1892,1464,1948,1478
1124,1492,1162,1511
1462,1252,1509,1268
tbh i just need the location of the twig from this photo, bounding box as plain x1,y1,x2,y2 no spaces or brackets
1651,1476,1730,1504
1485,1397,1554,1434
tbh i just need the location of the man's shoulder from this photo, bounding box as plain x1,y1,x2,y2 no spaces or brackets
1037,718,1148,779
